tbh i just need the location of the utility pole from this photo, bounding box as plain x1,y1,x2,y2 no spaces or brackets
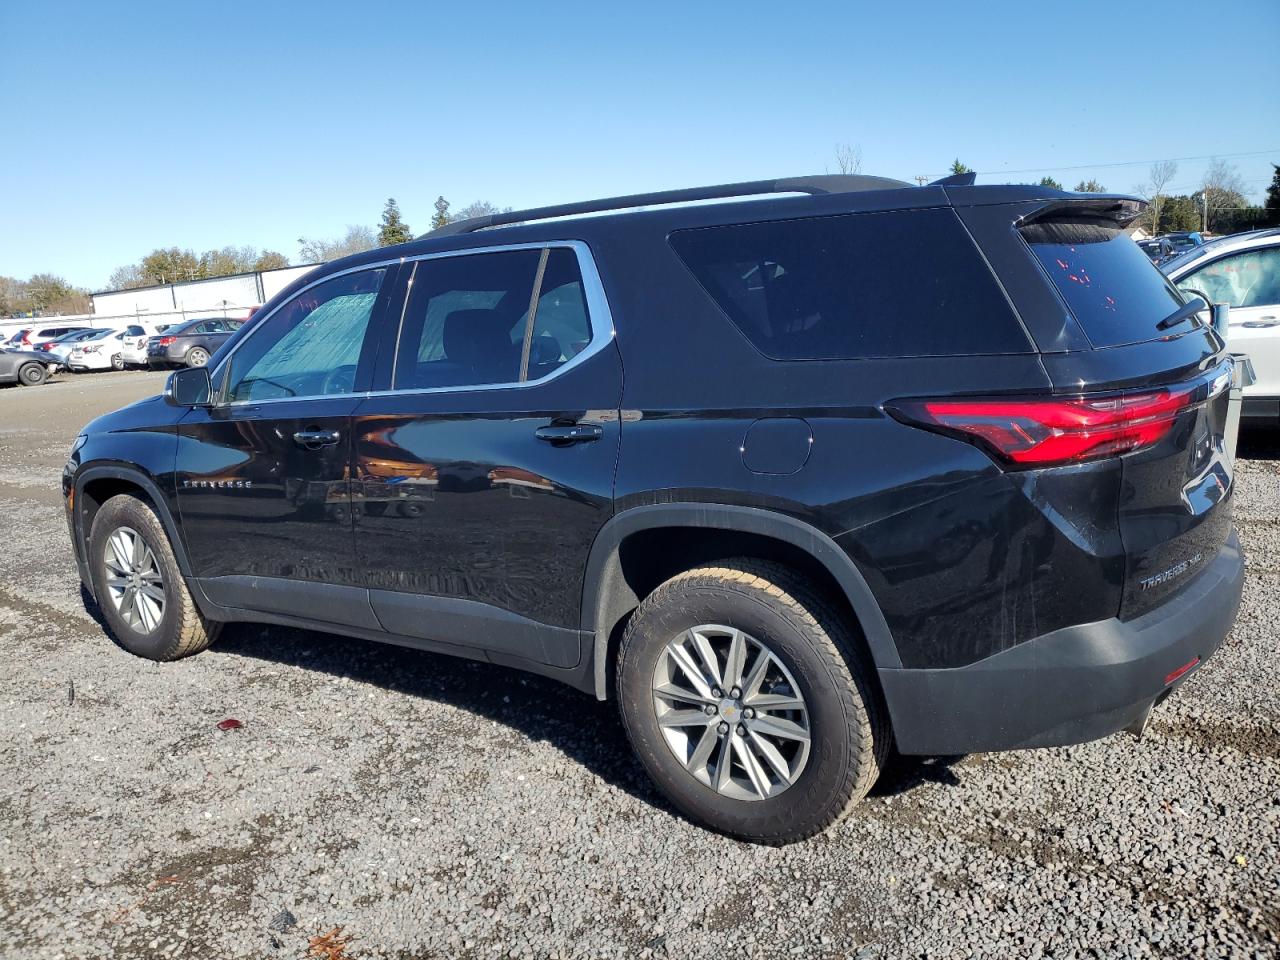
914,175,929,186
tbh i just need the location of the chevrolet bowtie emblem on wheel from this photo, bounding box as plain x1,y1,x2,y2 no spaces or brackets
183,479,253,489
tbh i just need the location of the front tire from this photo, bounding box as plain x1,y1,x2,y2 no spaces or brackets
88,494,220,660
617,560,888,844
17,362,46,386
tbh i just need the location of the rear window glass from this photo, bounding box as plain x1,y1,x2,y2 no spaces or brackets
669,208,1029,360
1020,217,1185,347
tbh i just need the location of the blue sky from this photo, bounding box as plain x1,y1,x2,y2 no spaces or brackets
2,0,1278,290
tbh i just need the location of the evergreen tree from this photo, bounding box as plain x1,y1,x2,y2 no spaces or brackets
431,196,451,231
378,198,413,246
1037,176,1063,190
949,159,971,175
1073,179,1107,193
1265,164,1280,225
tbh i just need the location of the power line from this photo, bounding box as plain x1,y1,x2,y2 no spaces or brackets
927,148,1279,179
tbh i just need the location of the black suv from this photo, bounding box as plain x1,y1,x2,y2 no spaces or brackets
64,175,1244,843
146,317,244,369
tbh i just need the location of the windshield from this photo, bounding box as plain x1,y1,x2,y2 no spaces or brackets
86,329,115,341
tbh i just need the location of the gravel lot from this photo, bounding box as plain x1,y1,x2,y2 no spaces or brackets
1,370,1277,959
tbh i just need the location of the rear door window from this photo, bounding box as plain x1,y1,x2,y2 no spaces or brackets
1019,216,1186,347
669,208,1030,359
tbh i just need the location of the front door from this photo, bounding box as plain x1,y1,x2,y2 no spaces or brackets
350,244,622,669
1176,243,1280,401
176,264,398,625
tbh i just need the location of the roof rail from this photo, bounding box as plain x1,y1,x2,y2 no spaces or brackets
424,174,914,238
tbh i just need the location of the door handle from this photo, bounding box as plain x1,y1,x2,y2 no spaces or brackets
293,428,341,450
535,423,603,444
1241,318,1279,328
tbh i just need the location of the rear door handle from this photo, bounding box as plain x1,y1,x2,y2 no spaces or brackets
1241,318,1279,328
294,428,341,449
535,423,603,444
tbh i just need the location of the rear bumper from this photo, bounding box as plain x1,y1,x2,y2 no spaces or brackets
879,531,1244,755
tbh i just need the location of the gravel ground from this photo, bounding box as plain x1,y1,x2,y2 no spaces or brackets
0,370,1277,959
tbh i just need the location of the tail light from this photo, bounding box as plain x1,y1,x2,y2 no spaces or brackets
158,336,176,346
890,385,1195,468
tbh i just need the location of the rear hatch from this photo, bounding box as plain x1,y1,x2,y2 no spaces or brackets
1015,201,1234,618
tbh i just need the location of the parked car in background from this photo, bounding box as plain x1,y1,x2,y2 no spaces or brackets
1164,227,1280,420
0,348,58,386
1165,231,1204,254
1138,237,1176,265
67,175,1244,843
32,328,103,366
118,329,152,368
3,324,93,352
66,327,144,372
146,318,244,369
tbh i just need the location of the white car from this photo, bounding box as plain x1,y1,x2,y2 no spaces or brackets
1163,227,1280,421
65,326,146,372
32,328,103,366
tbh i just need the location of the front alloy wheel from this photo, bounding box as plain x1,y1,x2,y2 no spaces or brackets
102,525,166,633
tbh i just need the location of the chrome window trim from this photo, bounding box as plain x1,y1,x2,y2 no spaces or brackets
212,239,616,408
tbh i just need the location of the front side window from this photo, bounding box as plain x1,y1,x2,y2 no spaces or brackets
1177,246,1280,309
224,268,386,402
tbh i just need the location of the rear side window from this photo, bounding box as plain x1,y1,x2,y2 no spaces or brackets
1020,216,1185,348
669,209,1029,359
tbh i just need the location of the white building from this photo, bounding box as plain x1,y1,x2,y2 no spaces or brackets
89,263,319,326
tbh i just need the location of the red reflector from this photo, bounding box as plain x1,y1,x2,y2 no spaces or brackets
891,386,1194,467
1164,657,1200,685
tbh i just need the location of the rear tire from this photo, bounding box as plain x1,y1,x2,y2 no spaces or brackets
186,347,209,368
17,363,46,386
616,559,889,844
88,494,221,660
110,353,125,371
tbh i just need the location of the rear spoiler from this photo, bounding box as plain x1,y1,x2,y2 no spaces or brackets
1015,197,1146,229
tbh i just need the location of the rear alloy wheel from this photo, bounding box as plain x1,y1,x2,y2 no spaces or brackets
88,493,221,660
617,560,889,844
17,362,46,386
111,353,125,371
186,347,209,368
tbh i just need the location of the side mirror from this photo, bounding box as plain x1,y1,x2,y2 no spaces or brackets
165,366,212,406
1210,302,1230,340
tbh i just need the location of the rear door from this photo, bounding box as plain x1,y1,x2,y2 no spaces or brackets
175,265,399,625
983,202,1234,618
350,242,622,670
1172,243,1280,405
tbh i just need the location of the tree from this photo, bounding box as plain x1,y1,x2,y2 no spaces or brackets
1073,179,1107,193
452,200,512,221
431,196,451,231
198,245,259,278
835,143,863,175
107,264,147,290
1037,176,1063,190
949,159,972,175
297,225,377,263
1197,158,1248,232
378,198,413,246
254,251,289,271
1266,164,1280,226
140,247,200,285
1135,160,1177,234
1158,196,1201,232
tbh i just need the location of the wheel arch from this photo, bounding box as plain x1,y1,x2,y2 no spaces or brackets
581,504,901,700
76,465,194,581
